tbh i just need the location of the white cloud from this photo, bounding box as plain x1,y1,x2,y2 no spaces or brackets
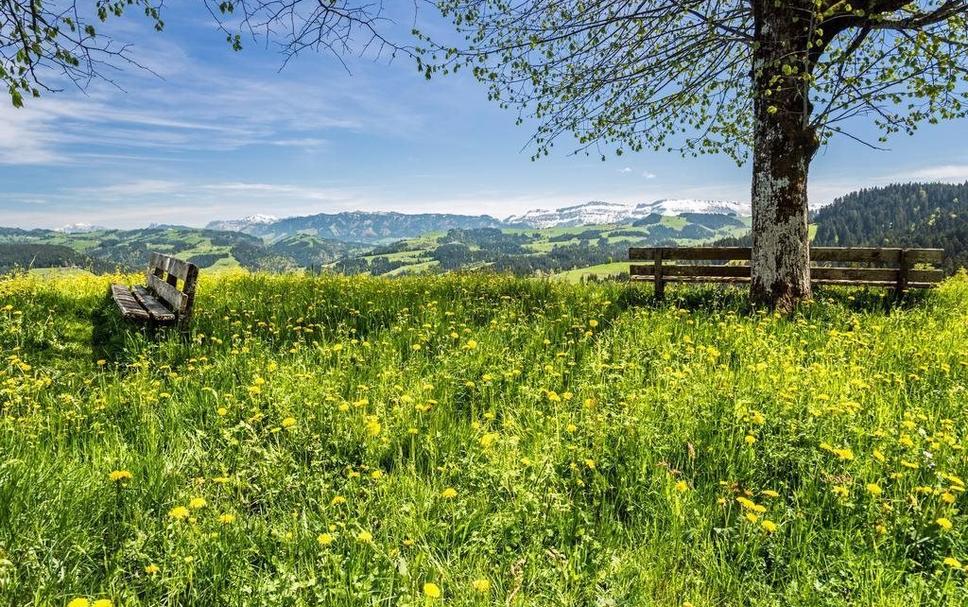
617,167,633,174
642,171,657,179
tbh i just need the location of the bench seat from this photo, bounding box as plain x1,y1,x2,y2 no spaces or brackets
111,284,178,324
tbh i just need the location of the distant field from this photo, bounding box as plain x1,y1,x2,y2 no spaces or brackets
1,270,966,605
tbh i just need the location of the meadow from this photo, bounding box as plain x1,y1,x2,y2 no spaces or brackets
0,270,966,606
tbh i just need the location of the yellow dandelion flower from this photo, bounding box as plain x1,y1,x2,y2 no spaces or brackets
371,470,384,480
356,530,373,543
331,495,346,506
168,506,190,520
941,492,956,504
218,513,236,524
317,532,334,546
440,487,458,499
566,423,577,433
744,434,757,445
144,564,159,575
943,556,963,569
900,460,919,470
761,519,778,533
423,582,442,599
472,578,491,593
480,432,499,449
189,497,207,509
67,599,90,607
217,407,228,416
465,339,478,350
674,480,689,493
745,512,760,524
761,490,780,498
937,517,953,531
109,470,132,482
92,600,112,607
866,483,883,496
281,417,297,429
584,459,596,470
365,416,382,437
832,485,849,499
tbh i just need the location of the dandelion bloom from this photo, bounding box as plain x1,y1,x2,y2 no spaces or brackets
937,517,953,531
472,578,491,593
588,319,599,328
67,599,90,607
356,530,373,543
761,519,778,533
866,483,883,496
92,600,113,607
744,435,757,445
168,506,190,520
109,470,132,482
281,417,297,429
943,556,963,569
674,480,689,493
189,497,207,509
423,582,442,599
365,416,382,437
144,564,160,574
218,513,236,524
371,470,384,480
440,487,458,499
317,532,334,546
480,432,499,449
331,495,346,506
465,339,478,350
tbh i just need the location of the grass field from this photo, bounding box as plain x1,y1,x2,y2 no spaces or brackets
1,270,967,606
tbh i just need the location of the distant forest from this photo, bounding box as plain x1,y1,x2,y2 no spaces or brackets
813,182,967,274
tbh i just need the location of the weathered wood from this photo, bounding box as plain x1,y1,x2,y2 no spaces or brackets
179,263,200,327
631,264,751,278
628,245,945,292
147,273,188,312
630,246,944,264
812,247,943,264
630,247,752,261
111,284,150,321
148,252,194,282
132,286,176,323
653,249,665,299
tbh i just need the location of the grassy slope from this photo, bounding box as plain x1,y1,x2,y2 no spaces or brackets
0,272,966,605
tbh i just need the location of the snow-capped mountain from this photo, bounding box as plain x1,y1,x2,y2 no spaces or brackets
56,223,105,233
505,199,748,228
505,201,634,228
205,214,279,233
635,198,750,217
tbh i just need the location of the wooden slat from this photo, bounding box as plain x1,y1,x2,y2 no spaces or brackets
629,247,751,261
132,285,176,323
111,284,150,321
810,267,944,283
811,247,943,264
631,275,938,288
631,264,750,278
148,252,194,282
147,273,188,312
630,246,944,265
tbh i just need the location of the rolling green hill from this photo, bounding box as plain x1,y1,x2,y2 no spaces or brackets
332,215,751,278
0,226,367,273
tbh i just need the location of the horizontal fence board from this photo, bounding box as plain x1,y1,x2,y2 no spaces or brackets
629,247,751,261
631,264,751,278
630,246,943,266
147,273,188,312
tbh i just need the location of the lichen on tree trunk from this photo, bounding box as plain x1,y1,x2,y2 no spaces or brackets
749,0,818,311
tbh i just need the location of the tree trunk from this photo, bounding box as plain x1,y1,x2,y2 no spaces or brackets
749,1,818,311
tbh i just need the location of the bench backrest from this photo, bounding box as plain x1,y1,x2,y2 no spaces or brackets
629,246,944,288
147,252,199,320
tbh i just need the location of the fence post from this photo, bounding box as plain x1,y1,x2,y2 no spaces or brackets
654,248,665,300
896,248,910,301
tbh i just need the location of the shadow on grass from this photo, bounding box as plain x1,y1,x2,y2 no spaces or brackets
616,282,932,316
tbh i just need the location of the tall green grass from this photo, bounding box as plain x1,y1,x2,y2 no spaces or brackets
0,270,966,606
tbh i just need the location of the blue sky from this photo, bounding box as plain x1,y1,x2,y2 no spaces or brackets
2,2,968,229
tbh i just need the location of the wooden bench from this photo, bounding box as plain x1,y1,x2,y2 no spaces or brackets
629,246,945,299
111,252,199,329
